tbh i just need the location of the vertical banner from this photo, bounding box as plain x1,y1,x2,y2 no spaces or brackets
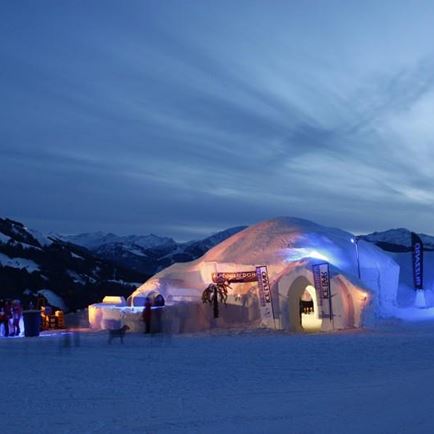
312,262,333,321
255,266,275,327
411,232,424,290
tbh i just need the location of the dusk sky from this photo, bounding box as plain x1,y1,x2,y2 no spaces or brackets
2,1,434,240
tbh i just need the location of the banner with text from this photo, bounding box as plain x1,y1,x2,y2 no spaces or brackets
412,232,424,290
312,262,333,320
212,271,258,284
255,266,275,326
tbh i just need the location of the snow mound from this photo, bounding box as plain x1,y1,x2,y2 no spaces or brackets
131,217,400,327
201,217,395,278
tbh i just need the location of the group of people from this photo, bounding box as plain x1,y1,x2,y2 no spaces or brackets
0,299,23,337
141,294,166,334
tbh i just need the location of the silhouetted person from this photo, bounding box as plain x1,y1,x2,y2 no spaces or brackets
36,294,46,309
142,297,152,334
11,300,22,337
4,300,12,337
0,299,9,337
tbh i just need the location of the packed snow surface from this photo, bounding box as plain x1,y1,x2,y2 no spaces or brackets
3,323,434,434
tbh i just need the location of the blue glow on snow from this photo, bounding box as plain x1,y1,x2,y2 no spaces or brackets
285,248,332,263
308,250,330,261
414,290,427,308
391,306,434,321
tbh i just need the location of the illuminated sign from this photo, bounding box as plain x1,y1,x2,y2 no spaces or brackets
212,271,258,284
412,232,424,290
255,266,275,323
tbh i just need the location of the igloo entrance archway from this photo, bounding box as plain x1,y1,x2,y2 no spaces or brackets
286,276,322,332
300,285,322,331
277,267,366,332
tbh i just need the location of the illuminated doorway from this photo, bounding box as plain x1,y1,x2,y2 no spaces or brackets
287,277,322,332
300,285,322,331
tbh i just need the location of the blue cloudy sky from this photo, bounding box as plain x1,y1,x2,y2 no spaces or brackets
1,0,434,240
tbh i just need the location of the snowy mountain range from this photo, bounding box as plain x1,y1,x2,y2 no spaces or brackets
0,218,246,310
0,217,148,311
55,226,434,273
58,231,176,251
58,226,247,274
361,228,434,252
2,215,433,311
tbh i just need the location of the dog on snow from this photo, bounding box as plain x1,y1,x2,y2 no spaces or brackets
108,325,130,344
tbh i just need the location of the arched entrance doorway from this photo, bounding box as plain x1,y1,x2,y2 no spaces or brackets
287,276,322,332
300,285,322,331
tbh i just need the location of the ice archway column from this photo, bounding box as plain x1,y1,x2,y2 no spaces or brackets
274,265,370,332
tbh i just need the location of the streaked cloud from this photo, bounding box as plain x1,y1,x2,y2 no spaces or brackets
1,0,434,239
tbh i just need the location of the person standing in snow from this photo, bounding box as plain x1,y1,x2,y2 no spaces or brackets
11,300,22,337
142,297,152,334
1,300,11,337
0,299,9,337
36,294,46,309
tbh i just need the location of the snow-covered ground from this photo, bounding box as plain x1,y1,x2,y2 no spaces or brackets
3,323,434,434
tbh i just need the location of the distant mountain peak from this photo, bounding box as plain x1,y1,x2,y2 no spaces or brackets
0,217,43,248
58,231,176,250
0,217,147,311
361,228,434,252
56,225,247,275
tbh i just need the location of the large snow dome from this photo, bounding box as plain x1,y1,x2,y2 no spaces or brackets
129,217,400,332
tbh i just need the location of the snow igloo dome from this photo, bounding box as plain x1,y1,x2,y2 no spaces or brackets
130,217,400,332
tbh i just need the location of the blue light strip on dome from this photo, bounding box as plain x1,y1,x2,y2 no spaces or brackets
284,248,331,263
